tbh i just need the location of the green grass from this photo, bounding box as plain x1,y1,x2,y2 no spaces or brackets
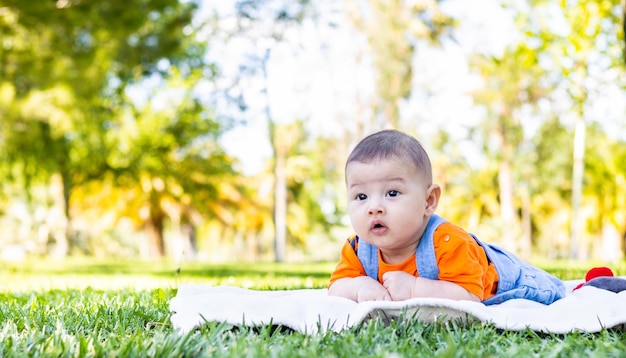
0,258,336,292
0,259,625,357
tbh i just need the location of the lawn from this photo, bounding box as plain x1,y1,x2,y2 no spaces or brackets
0,259,624,357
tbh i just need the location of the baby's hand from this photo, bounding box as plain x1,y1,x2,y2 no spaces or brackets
356,279,392,302
382,271,418,301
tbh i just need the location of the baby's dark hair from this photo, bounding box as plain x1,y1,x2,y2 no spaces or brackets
346,129,433,185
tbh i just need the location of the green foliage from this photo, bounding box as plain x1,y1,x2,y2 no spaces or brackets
0,260,624,356
350,0,455,127
0,0,237,258
1,0,626,263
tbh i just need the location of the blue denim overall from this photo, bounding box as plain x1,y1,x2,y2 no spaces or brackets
356,214,565,305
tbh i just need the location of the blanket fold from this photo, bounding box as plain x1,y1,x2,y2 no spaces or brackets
169,280,626,334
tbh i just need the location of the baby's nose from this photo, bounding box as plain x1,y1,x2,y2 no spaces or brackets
367,199,385,215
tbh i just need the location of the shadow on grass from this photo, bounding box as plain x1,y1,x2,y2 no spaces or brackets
4,258,618,283
1,258,334,280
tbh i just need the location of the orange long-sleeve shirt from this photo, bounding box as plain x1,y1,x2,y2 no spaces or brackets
329,221,499,300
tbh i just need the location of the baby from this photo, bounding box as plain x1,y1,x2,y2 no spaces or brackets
328,129,565,305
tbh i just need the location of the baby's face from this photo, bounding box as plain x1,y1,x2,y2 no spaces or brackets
345,157,432,262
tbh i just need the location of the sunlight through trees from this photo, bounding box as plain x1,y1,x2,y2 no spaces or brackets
0,0,624,262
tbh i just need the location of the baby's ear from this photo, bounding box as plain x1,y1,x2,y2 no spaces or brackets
425,184,441,214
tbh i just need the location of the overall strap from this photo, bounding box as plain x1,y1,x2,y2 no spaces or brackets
356,214,446,282
415,214,446,280
356,237,379,280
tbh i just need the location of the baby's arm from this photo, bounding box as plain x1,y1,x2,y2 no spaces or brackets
328,276,392,302
382,271,480,302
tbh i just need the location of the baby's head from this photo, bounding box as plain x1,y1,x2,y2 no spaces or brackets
346,129,433,186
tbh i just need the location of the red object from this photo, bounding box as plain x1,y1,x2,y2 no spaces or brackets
573,266,614,291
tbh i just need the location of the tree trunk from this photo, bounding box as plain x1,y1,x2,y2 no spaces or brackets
519,183,532,259
260,48,287,262
622,0,626,64
570,103,586,259
600,219,623,262
498,155,518,253
144,215,165,258
143,204,166,258
274,147,287,262
181,223,197,260
495,123,519,253
48,173,69,258
568,50,591,259
162,202,196,261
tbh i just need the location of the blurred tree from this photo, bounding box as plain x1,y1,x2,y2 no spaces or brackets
103,68,235,258
347,0,454,129
545,0,623,259
529,117,574,258
583,123,626,261
471,44,548,257
230,0,317,262
466,0,624,260
623,0,626,63
430,130,501,238
195,119,342,262
531,120,626,260
280,121,341,256
0,0,217,257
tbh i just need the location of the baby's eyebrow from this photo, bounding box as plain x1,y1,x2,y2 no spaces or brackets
383,177,408,185
347,177,369,187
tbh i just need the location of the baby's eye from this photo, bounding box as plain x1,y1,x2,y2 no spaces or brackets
356,193,367,201
386,190,400,197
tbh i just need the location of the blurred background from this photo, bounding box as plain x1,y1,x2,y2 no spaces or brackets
0,0,624,264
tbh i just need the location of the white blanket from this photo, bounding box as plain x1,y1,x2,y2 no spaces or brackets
170,280,626,334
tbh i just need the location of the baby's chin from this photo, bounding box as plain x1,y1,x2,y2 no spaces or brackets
360,235,402,247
